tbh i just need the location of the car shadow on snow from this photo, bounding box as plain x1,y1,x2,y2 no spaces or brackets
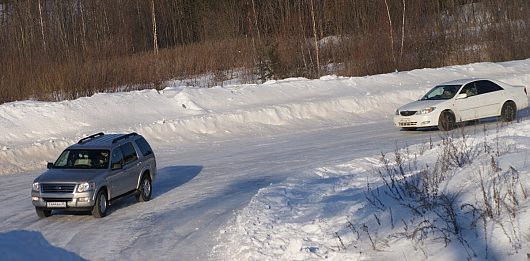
152,165,203,197
53,165,203,217
0,230,87,260
103,165,203,214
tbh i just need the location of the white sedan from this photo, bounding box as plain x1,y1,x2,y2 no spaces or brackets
394,79,528,131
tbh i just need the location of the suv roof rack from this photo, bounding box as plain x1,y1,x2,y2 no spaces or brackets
78,132,105,144
112,132,138,144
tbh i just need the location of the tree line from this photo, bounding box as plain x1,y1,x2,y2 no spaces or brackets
0,0,529,103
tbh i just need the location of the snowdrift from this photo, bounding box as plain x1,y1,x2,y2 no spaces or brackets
2,60,530,175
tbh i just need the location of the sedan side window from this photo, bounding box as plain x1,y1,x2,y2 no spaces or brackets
460,83,478,97
476,80,503,95
120,142,138,165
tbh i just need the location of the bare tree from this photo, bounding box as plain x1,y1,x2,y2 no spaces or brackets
151,0,158,54
37,0,46,52
310,0,320,77
383,0,397,70
1,0,530,104
400,0,406,62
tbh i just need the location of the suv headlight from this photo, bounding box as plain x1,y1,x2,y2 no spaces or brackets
416,107,436,114
77,182,96,193
32,182,40,192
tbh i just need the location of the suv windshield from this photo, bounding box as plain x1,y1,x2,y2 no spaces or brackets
53,149,110,169
420,85,461,100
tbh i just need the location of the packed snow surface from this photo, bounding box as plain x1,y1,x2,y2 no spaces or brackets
1,59,530,260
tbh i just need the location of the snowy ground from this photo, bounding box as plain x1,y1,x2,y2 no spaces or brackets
1,59,530,260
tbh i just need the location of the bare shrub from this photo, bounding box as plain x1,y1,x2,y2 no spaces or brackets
439,129,480,169
345,124,526,258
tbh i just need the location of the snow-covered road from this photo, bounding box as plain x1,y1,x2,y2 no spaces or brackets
0,119,439,260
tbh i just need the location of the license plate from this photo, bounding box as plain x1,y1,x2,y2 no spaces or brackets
47,202,67,208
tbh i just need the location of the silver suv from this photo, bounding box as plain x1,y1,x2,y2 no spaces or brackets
31,132,157,218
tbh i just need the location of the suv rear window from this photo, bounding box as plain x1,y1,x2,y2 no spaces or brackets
135,137,154,156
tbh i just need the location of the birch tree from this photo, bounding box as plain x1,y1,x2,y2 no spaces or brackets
151,0,158,54
37,0,46,52
310,0,320,77
383,0,397,70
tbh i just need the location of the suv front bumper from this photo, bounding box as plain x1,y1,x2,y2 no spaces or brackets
31,191,96,209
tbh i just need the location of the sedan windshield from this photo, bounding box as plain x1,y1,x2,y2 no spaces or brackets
53,149,110,169
420,85,461,100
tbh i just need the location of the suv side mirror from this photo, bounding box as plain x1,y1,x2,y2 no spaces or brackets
112,163,122,170
47,162,54,169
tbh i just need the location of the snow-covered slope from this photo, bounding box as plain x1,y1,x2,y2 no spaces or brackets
213,122,530,261
2,60,530,175
1,59,530,260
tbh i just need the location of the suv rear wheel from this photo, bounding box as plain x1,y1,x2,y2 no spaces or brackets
92,189,108,218
135,175,152,202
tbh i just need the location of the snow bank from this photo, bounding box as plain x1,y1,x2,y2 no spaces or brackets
214,120,530,261
1,59,530,176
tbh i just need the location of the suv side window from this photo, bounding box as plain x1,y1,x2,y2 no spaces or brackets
476,80,503,94
135,137,153,156
111,149,124,168
120,142,138,165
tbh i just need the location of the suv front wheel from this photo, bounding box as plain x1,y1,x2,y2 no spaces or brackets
36,207,52,218
92,189,108,218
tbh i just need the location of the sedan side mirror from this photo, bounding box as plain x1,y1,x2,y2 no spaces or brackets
112,163,122,170
47,162,54,169
456,93,467,100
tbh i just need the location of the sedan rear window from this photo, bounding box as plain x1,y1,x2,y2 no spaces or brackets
476,80,503,94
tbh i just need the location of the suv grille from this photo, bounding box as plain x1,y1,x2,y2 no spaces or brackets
400,111,416,116
41,184,76,193
43,197,72,202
